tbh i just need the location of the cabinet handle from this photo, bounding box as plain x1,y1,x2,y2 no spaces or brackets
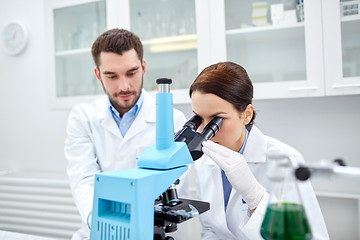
332,84,360,89
288,86,318,91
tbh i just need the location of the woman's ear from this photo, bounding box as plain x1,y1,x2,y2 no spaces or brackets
243,104,254,125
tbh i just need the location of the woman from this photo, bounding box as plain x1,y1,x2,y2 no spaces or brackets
190,62,329,239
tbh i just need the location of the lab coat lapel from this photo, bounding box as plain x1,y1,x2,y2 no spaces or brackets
226,126,267,224
101,102,123,140
210,163,232,235
203,152,217,166
121,91,156,144
243,125,267,163
100,91,156,142
203,125,267,166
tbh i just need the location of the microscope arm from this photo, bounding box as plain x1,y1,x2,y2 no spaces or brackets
295,159,360,181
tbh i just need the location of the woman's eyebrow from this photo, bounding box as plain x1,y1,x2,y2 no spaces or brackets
210,112,226,117
192,111,226,117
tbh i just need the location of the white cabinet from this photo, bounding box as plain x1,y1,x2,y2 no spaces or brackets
323,0,360,96
45,0,200,108
221,0,360,99
171,0,360,102
45,0,134,109
221,0,325,99
45,0,107,109
45,0,360,109
129,0,197,90
128,0,199,104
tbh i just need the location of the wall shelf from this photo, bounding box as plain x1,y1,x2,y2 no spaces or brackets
226,22,305,35
55,48,90,56
341,14,360,22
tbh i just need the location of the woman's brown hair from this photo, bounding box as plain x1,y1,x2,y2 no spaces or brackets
189,62,256,125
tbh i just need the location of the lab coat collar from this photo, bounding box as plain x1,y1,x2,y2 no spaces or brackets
139,89,156,123
101,89,156,140
243,125,267,163
202,125,267,166
121,90,156,141
102,109,123,139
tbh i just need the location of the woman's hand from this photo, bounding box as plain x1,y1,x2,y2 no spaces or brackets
202,140,265,210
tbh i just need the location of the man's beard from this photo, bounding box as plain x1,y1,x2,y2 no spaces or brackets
110,90,140,111
102,78,143,112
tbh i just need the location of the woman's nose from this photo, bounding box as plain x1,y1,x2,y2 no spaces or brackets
197,120,210,133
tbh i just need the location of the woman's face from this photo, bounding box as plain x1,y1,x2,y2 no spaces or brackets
191,91,253,152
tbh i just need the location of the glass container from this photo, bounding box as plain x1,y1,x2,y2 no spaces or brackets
261,158,312,240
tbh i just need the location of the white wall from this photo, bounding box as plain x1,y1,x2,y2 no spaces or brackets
1,0,360,239
0,0,69,174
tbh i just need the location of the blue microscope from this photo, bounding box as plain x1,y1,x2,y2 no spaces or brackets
90,78,222,240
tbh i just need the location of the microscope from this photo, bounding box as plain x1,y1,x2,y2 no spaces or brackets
295,159,360,181
90,78,222,240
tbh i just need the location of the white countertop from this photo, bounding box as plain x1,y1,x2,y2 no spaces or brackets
0,231,56,240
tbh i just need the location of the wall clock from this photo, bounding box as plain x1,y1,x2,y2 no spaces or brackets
1,21,28,56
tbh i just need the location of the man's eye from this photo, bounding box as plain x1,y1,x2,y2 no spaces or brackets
128,71,136,76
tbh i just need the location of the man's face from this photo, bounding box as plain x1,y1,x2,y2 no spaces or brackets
94,49,146,117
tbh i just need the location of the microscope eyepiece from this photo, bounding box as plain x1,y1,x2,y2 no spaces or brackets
201,117,223,140
156,78,172,93
184,115,203,131
175,116,223,161
174,115,202,142
156,78,172,85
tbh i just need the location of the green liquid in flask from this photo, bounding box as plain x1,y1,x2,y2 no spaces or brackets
261,203,312,240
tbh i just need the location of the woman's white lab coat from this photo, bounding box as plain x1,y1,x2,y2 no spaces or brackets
64,90,186,239
194,125,329,240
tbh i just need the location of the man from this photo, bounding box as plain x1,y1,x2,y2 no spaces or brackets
64,29,186,240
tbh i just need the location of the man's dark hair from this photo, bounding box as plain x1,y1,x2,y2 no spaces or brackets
91,28,143,68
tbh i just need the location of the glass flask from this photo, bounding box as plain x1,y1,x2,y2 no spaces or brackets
260,158,312,240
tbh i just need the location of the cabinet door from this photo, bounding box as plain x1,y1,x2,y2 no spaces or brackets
323,0,360,95
129,0,198,103
223,0,325,99
45,0,110,109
